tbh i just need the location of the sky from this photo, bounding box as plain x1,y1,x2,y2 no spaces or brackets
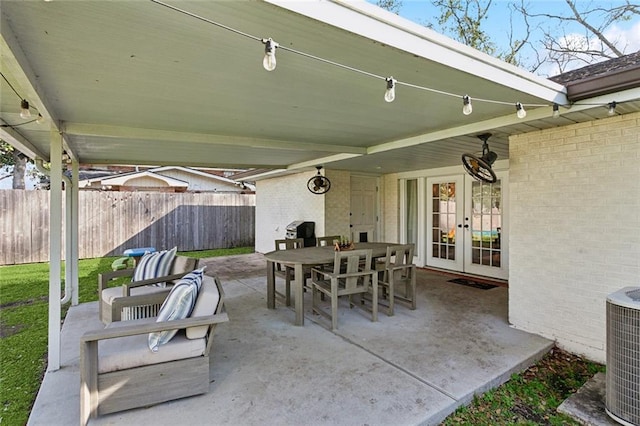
373,0,640,76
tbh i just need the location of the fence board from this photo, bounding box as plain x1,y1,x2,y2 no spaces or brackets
0,190,255,265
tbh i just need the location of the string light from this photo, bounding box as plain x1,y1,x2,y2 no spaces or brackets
515,102,526,119
384,77,396,103
262,38,278,71
552,103,560,118
20,99,31,119
462,95,472,115
608,101,617,116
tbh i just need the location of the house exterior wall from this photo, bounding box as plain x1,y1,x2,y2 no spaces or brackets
156,169,239,192
382,173,399,243
255,171,325,253
126,176,170,187
324,170,351,239
509,111,640,363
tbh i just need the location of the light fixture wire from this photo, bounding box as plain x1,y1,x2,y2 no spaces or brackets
146,1,632,113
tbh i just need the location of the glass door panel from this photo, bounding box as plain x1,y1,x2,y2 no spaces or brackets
464,173,508,279
426,176,463,271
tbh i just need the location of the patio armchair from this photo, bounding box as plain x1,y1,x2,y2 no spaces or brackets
273,238,304,306
99,249,199,324
377,244,416,315
80,273,228,425
310,249,378,330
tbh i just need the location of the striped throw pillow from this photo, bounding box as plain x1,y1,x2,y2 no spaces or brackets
148,267,206,352
132,247,177,287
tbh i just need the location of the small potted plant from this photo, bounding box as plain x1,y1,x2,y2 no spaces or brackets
334,236,355,251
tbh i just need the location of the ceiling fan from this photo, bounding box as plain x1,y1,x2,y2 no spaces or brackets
461,133,498,183
307,166,331,195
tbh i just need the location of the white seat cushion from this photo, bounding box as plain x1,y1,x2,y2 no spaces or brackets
186,276,220,339
99,319,205,374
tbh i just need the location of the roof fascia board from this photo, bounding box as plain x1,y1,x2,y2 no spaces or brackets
265,0,567,104
566,66,640,101
62,122,367,155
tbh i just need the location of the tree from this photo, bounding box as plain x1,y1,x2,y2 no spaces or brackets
380,0,639,75
0,140,44,190
376,0,402,14
514,0,640,73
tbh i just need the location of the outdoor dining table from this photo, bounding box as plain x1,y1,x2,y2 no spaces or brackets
264,242,395,326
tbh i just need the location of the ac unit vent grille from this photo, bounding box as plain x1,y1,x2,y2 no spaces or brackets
606,288,640,426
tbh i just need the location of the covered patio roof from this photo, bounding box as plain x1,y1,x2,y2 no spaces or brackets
0,0,587,176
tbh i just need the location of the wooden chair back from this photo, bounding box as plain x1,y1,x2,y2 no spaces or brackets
316,235,340,247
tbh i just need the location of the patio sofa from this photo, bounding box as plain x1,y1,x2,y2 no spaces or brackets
80,273,228,425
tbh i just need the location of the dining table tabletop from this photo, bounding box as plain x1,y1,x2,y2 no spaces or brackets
263,242,396,325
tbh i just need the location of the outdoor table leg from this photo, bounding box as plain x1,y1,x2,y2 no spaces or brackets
267,260,275,309
294,263,304,326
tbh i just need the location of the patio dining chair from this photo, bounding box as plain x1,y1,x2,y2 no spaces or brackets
98,247,199,324
316,235,340,247
310,249,378,330
377,244,416,315
274,238,304,306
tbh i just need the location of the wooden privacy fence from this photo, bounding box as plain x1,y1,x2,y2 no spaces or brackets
0,190,255,265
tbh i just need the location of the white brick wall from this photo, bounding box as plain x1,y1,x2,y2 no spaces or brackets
255,171,325,254
509,111,640,363
382,173,399,243
324,170,351,239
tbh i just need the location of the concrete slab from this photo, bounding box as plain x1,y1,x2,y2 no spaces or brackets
557,373,619,426
29,253,553,426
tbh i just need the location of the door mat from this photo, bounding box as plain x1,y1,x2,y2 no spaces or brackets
448,278,498,290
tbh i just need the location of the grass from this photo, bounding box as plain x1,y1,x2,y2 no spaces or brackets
0,246,253,425
442,346,605,425
2,246,604,425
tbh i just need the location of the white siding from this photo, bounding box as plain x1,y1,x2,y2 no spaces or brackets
156,169,239,192
509,111,640,363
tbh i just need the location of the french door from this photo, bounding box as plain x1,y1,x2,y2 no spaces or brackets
426,173,508,280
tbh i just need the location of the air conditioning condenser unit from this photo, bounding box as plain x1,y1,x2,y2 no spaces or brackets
606,287,640,426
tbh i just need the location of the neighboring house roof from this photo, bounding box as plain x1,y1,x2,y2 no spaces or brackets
549,50,640,101
78,166,255,191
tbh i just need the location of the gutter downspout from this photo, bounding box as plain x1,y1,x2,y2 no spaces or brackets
35,158,73,305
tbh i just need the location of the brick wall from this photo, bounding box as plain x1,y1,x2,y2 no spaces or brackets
382,173,399,243
324,170,351,239
509,111,640,362
255,171,325,253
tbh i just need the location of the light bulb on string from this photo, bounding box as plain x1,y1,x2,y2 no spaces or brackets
20,99,31,119
462,95,472,115
515,102,526,119
608,101,616,116
36,114,45,125
552,103,560,118
384,77,396,103
262,38,278,71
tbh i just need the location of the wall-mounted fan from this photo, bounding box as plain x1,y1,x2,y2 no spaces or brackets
307,166,331,194
461,133,498,183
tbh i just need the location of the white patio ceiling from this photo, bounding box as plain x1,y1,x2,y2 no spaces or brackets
1,0,634,175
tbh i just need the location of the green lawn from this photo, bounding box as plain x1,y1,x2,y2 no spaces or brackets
0,247,253,425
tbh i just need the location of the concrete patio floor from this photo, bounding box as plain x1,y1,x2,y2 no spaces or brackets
29,253,553,426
